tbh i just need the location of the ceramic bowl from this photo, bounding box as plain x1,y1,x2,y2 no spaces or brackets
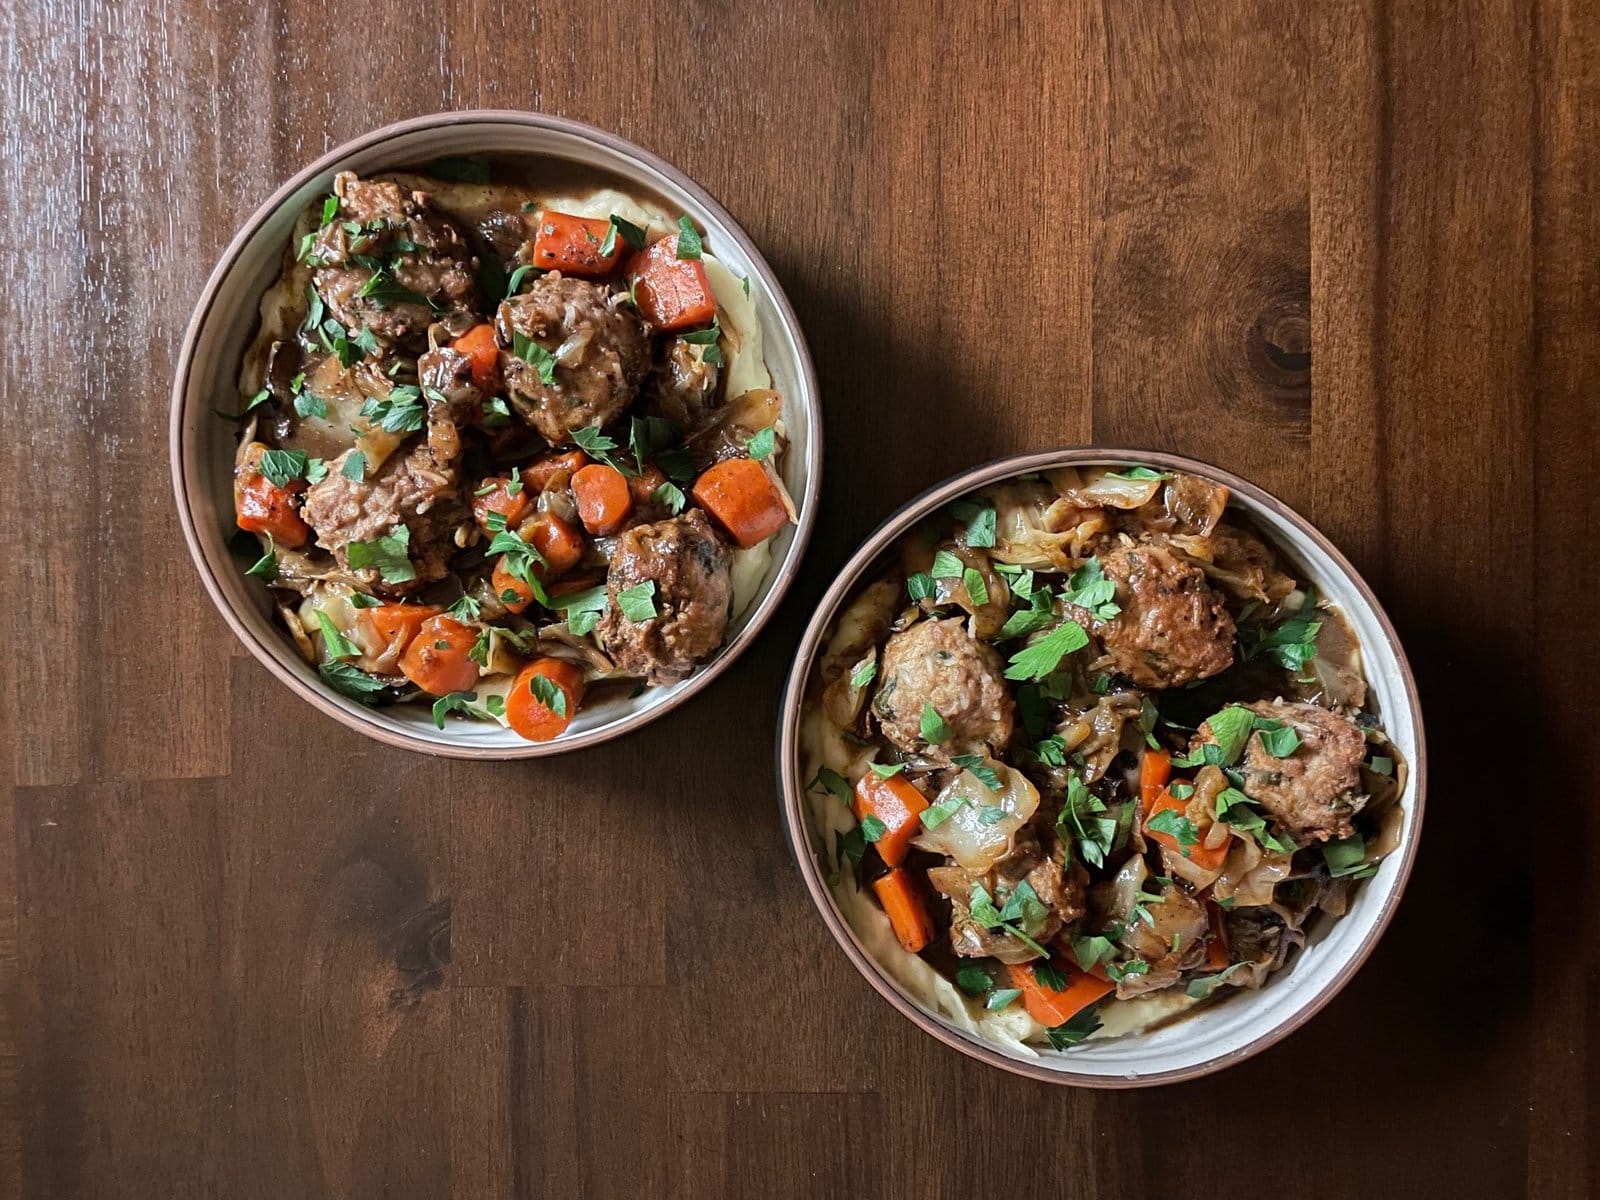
172,111,819,757
776,448,1424,1086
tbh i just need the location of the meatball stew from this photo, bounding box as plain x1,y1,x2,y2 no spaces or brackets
801,466,1405,1052
229,161,796,741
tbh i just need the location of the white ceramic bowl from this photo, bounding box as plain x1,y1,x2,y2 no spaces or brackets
172,111,820,757
777,448,1425,1086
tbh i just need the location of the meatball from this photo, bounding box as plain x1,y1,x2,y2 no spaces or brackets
640,337,720,430
872,617,1014,759
301,442,465,597
495,273,650,444
309,173,479,347
1195,700,1367,843
1072,543,1235,688
597,510,733,684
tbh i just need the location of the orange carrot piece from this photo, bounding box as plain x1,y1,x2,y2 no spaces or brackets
236,473,311,549
471,476,531,532
625,234,716,331
852,772,930,868
690,457,789,549
521,449,590,493
450,322,501,390
1204,902,1230,971
571,463,633,535
1145,785,1230,871
529,211,620,277
1139,748,1172,816
506,657,585,742
492,558,536,614
871,868,936,954
1006,961,1116,1028
398,615,479,696
360,604,441,654
525,511,585,579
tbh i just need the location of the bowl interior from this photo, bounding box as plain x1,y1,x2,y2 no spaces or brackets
781,451,1422,1085
176,114,817,755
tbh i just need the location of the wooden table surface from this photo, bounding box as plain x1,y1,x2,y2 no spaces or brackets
3,1,1595,1196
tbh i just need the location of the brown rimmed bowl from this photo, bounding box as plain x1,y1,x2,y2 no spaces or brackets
776,448,1425,1086
171,111,820,757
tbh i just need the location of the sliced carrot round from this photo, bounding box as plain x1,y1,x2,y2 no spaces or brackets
472,476,531,532
690,457,788,548
398,615,479,696
506,657,585,742
571,463,633,536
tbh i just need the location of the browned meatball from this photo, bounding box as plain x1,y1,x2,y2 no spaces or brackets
597,510,733,684
872,617,1014,759
1072,543,1235,688
1195,700,1367,843
309,173,479,348
301,443,465,597
640,337,720,430
927,829,1085,964
495,273,650,444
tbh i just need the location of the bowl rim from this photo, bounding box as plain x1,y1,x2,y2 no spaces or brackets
170,109,822,758
775,446,1427,1087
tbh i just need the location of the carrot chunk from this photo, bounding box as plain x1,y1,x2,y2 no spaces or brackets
871,868,936,954
492,558,536,614
525,511,586,579
360,604,441,654
398,615,479,696
530,211,620,277
1145,785,1231,870
852,772,930,868
625,234,716,331
236,473,311,549
571,463,633,535
690,457,789,549
1139,748,1172,816
471,476,531,532
1006,961,1115,1028
450,323,501,390
521,449,590,493
506,657,585,742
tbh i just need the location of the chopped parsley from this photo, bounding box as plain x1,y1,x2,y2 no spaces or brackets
552,584,609,636
360,385,425,434
1147,807,1200,851
529,673,569,718
985,989,1023,1011
955,965,993,997
867,762,905,779
1058,772,1116,868
919,703,951,744
950,754,1002,792
314,611,361,660
346,524,415,585
949,499,997,548
294,390,328,421
1004,621,1090,680
962,568,989,607
257,448,308,488
652,481,687,514
1239,586,1322,673
906,572,935,602
1215,787,1295,854
318,660,391,702
511,332,558,386
1322,832,1376,879
1185,962,1249,1000
808,766,852,802
674,215,703,259
1257,723,1302,757
849,657,877,690
1103,466,1168,481
1045,1005,1103,1049
1060,557,1121,621
746,425,776,461
243,536,277,581
572,424,631,474
919,795,966,830
859,814,888,843
599,212,648,258
617,581,658,622
341,452,367,481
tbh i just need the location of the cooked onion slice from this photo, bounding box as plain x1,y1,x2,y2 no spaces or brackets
912,762,1039,873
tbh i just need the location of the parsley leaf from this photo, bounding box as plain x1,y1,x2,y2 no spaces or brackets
318,661,391,702
1322,832,1376,879
986,988,1023,1011
809,767,852,802
1257,723,1302,757
1148,807,1199,851
950,499,997,548
1104,466,1168,481
360,385,425,434
314,611,361,660
849,657,877,690
1060,557,1121,621
906,572,935,602
962,567,990,607
1045,1005,1103,1049
1185,962,1249,1000
955,965,993,997
919,703,951,744
950,753,1002,791
859,814,888,843
674,215,703,259
1004,622,1090,680
599,212,648,258
1058,772,1117,869
512,331,558,386
341,452,366,481
919,795,966,830
747,426,776,462
529,673,568,717
257,449,308,488
651,481,687,514
294,390,328,420
617,581,658,622
1215,787,1295,854
346,524,415,584
244,535,278,581
930,550,964,579
571,424,631,474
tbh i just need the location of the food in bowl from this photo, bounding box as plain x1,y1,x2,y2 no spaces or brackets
225,157,797,741
799,464,1406,1053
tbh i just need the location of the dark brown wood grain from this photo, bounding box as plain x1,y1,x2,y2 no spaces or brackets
1,0,1596,1196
